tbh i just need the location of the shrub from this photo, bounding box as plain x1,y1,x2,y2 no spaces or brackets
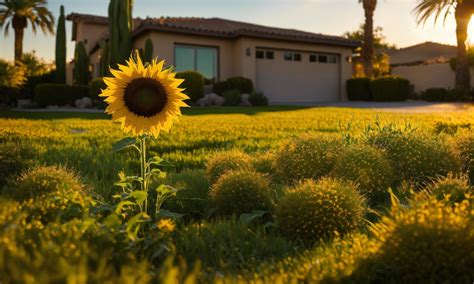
174,218,298,271
364,195,474,283
0,87,20,106
454,132,474,183
34,83,88,106
223,89,242,106
331,144,394,206
162,169,211,219
422,87,447,102
347,78,371,101
250,152,276,178
370,76,410,102
210,170,273,216
273,135,342,184
175,71,204,103
425,174,472,204
276,178,366,243
89,77,106,101
248,91,269,106
368,131,461,187
212,80,228,95
205,150,251,184
0,141,37,187
3,166,91,223
0,59,26,88
226,77,254,94
21,71,56,98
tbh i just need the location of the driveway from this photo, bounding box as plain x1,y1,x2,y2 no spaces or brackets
316,101,474,113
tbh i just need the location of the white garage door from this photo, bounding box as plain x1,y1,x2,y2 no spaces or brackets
256,49,341,104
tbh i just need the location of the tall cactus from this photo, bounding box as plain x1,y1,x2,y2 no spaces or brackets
144,38,154,63
73,41,90,85
108,0,133,68
55,5,66,83
99,40,109,77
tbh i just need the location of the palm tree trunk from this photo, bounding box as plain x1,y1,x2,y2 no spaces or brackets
363,1,376,78
454,2,472,93
13,27,24,63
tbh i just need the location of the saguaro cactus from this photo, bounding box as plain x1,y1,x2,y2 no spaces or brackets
55,5,66,83
73,41,90,85
108,0,133,68
99,40,109,77
144,38,154,63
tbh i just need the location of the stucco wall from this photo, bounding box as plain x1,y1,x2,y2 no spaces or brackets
392,63,474,93
75,22,107,54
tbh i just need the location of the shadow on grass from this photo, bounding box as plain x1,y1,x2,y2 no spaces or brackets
0,106,312,120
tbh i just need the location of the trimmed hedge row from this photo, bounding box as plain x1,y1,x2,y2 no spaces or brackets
213,77,254,95
34,84,88,107
347,76,411,102
421,87,471,102
175,71,204,103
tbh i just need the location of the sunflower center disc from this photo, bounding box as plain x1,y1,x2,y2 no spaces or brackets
124,78,168,117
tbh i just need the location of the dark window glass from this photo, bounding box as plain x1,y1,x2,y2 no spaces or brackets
294,53,301,61
266,51,274,59
309,54,317,62
256,50,265,59
329,55,338,64
318,55,328,63
175,45,217,80
284,52,293,61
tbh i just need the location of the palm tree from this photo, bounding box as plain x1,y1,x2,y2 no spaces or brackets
414,0,474,92
0,0,55,62
359,0,378,77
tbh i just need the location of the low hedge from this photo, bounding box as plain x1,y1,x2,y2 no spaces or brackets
175,71,204,103
347,78,371,101
34,83,88,107
213,77,253,95
371,76,410,102
89,78,106,101
421,88,447,102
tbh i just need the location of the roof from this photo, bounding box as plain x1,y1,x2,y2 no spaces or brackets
389,41,457,67
67,13,360,49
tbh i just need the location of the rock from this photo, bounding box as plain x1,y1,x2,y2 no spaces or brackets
74,99,84,108
207,93,218,103
241,93,251,106
17,99,32,109
81,97,93,108
215,96,225,106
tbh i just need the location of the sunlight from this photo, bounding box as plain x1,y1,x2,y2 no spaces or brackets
467,15,474,46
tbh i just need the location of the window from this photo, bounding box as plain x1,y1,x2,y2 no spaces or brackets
266,51,274,59
309,54,317,62
293,53,302,61
256,50,265,59
284,52,293,61
318,55,328,63
174,45,218,80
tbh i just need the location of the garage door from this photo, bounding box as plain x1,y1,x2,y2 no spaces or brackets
256,49,340,104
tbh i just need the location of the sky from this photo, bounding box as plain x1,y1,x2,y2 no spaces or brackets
0,0,471,62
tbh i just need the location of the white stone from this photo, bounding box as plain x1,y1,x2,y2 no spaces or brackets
17,99,32,109
241,93,251,106
207,93,218,103
74,99,84,108
214,96,225,106
81,97,93,108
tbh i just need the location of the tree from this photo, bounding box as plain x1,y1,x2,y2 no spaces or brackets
107,0,134,69
55,5,66,83
0,0,55,62
414,0,474,93
359,0,378,77
21,51,48,77
73,41,90,85
344,24,396,77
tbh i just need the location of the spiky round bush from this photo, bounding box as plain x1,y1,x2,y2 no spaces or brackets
205,151,251,184
273,135,342,184
365,195,474,283
5,166,91,223
331,144,394,206
368,131,460,188
210,170,273,216
425,174,472,204
251,152,276,178
276,178,366,243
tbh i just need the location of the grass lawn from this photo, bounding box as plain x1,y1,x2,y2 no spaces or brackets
1,106,474,282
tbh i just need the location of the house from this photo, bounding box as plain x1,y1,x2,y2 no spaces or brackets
389,42,467,93
66,13,359,104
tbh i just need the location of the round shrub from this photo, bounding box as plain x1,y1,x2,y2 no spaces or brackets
226,77,254,94
425,174,472,204
274,135,342,184
210,170,273,216
365,195,474,283
175,71,204,103
248,91,268,106
223,89,242,106
346,77,371,101
276,178,366,243
0,141,37,187
205,151,251,184
454,132,474,183
251,152,276,178
331,144,394,206
4,166,91,223
368,131,461,187
370,76,410,102
89,77,106,101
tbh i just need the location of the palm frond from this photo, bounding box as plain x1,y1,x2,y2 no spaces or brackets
413,0,457,26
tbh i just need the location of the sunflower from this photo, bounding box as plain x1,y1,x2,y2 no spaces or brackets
100,53,189,137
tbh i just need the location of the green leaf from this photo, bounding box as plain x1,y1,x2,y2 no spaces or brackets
157,209,184,220
239,210,268,225
156,184,178,197
112,137,137,152
130,190,147,204
104,214,122,229
114,200,135,214
126,212,149,241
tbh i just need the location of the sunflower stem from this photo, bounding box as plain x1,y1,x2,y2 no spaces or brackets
139,136,148,213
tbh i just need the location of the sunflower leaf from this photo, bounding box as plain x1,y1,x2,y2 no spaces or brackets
113,137,137,152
